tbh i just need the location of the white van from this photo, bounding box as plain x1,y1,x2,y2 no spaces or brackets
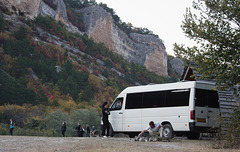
108,81,220,139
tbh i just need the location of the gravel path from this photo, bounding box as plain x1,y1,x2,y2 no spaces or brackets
0,136,239,152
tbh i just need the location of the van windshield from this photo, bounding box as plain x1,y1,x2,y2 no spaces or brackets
195,89,219,108
110,98,123,110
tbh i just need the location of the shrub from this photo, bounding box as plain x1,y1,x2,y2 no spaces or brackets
223,107,240,148
45,109,72,137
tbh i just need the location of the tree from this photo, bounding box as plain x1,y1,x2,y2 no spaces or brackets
0,11,6,31
174,0,240,94
174,0,240,148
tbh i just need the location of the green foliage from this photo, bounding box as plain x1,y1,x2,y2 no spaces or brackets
57,61,89,101
35,16,69,40
0,70,37,105
44,108,100,137
174,0,240,93
3,28,33,58
0,123,9,135
67,8,85,31
45,109,72,137
70,108,100,130
0,11,6,31
224,108,240,148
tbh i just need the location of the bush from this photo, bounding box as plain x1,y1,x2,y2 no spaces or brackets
70,108,100,130
0,123,9,135
222,107,240,148
0,11,6,31
45,109,72,137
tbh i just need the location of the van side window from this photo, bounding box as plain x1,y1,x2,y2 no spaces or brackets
111,98,123,110
142,91,165,108
126,93,143,109
165,89,190,107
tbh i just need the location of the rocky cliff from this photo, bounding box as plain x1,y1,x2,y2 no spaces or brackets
0,0,80,33
79,5,168,76
0,1,168,76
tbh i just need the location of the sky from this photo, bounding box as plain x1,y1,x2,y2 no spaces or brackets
95,0,198,56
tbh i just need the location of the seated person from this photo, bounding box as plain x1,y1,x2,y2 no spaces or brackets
138,121,163,138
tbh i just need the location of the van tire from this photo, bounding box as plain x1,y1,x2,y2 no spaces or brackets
162,124,174,139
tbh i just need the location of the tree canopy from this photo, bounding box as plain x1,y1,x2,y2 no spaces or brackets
174,0,240,94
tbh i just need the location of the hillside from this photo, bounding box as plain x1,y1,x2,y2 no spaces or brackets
0,0,170,76
0,1,179,136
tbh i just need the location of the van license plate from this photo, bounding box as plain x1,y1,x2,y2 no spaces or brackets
197,118,206,123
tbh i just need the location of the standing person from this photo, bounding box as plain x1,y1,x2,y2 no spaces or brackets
9,119,15,136
61,122,67,137
91,126,95,137
138,121,163,138
76,123,81,137
102,102,110,138
80,126,85,137
86,124,90,137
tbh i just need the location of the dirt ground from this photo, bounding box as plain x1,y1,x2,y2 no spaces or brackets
0,135,239,152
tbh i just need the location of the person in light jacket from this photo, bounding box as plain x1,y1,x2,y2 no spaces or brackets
138,121,163,138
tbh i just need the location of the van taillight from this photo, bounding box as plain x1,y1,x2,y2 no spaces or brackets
190,110,195,120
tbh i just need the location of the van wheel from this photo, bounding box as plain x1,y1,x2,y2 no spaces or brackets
186,132,200,139
162,124,174,139
109,124,114,137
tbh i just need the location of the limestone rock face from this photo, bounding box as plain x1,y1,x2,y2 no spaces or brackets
79,5,168,76
169,58,184,75
0,0,41,19
0,0,81,34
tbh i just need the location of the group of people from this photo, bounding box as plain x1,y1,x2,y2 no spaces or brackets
61,122,94,137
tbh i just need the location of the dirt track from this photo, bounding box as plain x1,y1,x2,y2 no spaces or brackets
0,135,239,152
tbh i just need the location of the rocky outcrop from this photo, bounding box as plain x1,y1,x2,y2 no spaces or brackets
0,0,41,19
79,5,168,76
0,0,81,34
169,58,184,76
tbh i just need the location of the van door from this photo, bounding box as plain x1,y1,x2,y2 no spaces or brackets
195,89,219,127
206,90,220,127
109,97,124,132
123,93,143,132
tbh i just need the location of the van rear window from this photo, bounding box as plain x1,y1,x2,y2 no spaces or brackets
195,89,219,108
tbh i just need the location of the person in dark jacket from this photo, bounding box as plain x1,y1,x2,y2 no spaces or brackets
102,102,110,137
76,122,81,137
80,126,85,137
61,122,67,137
86,124,90,137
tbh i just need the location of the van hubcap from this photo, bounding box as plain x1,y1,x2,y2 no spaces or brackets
163,128,170,137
